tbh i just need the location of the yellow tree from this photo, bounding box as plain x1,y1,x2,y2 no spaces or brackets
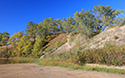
32,37,44,58
0,32,9,46
14,35,33,57
8,31,23,48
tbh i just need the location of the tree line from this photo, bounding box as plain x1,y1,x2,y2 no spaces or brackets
0,5,125,58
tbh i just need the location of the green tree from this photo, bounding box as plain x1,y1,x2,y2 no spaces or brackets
38,21,48,38
92,5,122,31
0,32,3,42
114,16,125,26
74,5,124,37
62,16,75,34
56,19,64,32
42,17,59,33
25,21,38,44
74,9,95,37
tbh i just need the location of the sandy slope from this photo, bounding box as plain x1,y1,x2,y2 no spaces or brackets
0,63,125,78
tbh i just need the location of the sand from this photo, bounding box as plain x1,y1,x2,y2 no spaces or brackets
0,63,125,78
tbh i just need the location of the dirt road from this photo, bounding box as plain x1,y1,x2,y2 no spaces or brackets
0,63,125,78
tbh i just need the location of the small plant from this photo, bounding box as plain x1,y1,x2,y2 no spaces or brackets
55,41,60,48
45,45,53,53
70,32,77,37
114,35,119,39
75,39,80,47
69,36,74,43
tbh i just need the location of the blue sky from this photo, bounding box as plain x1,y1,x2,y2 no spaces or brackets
0,0,125,36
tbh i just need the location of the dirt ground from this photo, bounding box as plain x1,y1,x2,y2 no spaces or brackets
0,63,125,78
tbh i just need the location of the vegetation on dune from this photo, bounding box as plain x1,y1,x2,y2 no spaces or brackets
76,44,125,66
44,33,67,52
0,5,125,63
37,44,125,66
35,44,125,74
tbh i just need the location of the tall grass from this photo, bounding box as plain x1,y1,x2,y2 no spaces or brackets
77,44,125,66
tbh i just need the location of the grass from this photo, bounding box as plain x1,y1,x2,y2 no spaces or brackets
77,44,125,66
35,59,125,74
44,33,67,48
8,57,38,61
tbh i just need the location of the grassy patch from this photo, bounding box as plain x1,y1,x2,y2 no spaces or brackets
35,59,125,74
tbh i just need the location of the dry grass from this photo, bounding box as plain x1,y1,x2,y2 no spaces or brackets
44,33,67,51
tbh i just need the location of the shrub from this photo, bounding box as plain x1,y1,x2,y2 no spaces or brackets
70,32,77,37
75,39,80,47
45,45,53,53
69,36,74,43
114,35,119,39
76,44,125,66
69,32,78,43
55,41,60,48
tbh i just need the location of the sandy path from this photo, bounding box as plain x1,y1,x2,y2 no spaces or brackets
0,63,125,78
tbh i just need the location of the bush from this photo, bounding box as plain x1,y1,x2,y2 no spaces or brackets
45,45,53,53
69,36,74,43
76,44,125,66
55,41,60,48
75,39,80,47
70,32,77,37
114,35,119,39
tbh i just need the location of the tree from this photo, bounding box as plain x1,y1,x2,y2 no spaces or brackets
38,21,48,38
0,32,9,46
25,21,38,44
92,5,122,31
8,31,23,48
0,32,3,42
56,19,64,32
14,35,33,57
113,12,125,26
32,37,44,57
62,16,75,34
74,9,95,37
42,17,59,33
74,5,124,37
